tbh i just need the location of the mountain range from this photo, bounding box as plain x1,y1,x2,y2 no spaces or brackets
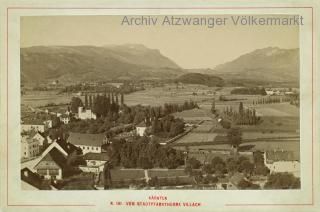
212,47,299,83
21,45,299,85
21,44,182,84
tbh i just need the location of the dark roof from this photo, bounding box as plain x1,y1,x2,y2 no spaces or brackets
83,152,110,161
60,114,70,118
67,132,106,147
21,168,51,190
136,121,147,127
266,150,297,163
35,148,67,170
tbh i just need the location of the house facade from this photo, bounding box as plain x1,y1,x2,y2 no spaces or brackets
264,150,300,178
21,135,40,159
59,114,70,124
136,121,148,136
78,107,97,120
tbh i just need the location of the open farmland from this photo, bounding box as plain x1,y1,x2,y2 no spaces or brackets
172,108,213,122
21,90,81,107
124,84,216,106
248,103,299,117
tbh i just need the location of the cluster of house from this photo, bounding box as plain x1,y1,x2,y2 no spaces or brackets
21,132,112,189
265,88,297,96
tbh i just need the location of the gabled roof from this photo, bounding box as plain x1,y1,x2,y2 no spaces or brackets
35,148,67,170
60,114,70,118
83,152,110,161
67,132,105,147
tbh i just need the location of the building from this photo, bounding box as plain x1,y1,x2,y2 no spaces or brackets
59,114,70,124
266,90,274,95
29,131,46,146
78,107,97,120
136,121,148,136
264,150,300,178
21,168,51,190
21,135,40,159
80,152,110,173
34,142,68,180
67,132,107,154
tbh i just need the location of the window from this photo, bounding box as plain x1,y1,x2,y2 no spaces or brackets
96,147,99,150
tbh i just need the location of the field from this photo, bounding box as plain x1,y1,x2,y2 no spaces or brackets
21,90,79,107
172,108,213,122
124,84,216,106
249,103,299,117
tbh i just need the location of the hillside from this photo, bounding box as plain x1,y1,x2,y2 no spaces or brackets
176,73,224,87
212,47,299,84
21,44,183,84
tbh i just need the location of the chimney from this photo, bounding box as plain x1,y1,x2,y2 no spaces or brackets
24,170,28,177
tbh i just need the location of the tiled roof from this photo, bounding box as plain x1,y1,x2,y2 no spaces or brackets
35,148,67,170
83,152,110,161
67,132,106,147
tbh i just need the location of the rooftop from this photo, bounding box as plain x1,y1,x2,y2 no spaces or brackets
83,152,110,161
266,150,298,163
67,132,106,147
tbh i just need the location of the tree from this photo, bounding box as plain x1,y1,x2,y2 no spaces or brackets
237,179,260,189
84,94,88,107
227,127,242,149
89,95,93,108
239,102,244,115
70,97,83,113
211,98,216,114
186,157,201,169
120,93,124,106
92,95,109,118
264,173,300,189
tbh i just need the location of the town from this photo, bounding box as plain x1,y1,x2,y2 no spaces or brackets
20,80,300,190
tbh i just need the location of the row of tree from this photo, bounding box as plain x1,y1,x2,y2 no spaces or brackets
222,102,261,125
252,96,291,105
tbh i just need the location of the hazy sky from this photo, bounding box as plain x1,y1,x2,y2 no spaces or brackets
21,15,299,69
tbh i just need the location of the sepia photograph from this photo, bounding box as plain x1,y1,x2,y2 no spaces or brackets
20,15,301,191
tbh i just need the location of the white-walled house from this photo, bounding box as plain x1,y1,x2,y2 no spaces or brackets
59,114,70,124
78,107,97,120
34,142,68,180
21,135,40,159
264,150,300,178
67,132,107,154
82,152,110,172
136,121,147,136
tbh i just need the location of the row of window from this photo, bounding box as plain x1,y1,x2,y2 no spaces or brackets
79,145,100,151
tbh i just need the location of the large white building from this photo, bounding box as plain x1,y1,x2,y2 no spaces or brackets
264,150,300,178
78,107,97,120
